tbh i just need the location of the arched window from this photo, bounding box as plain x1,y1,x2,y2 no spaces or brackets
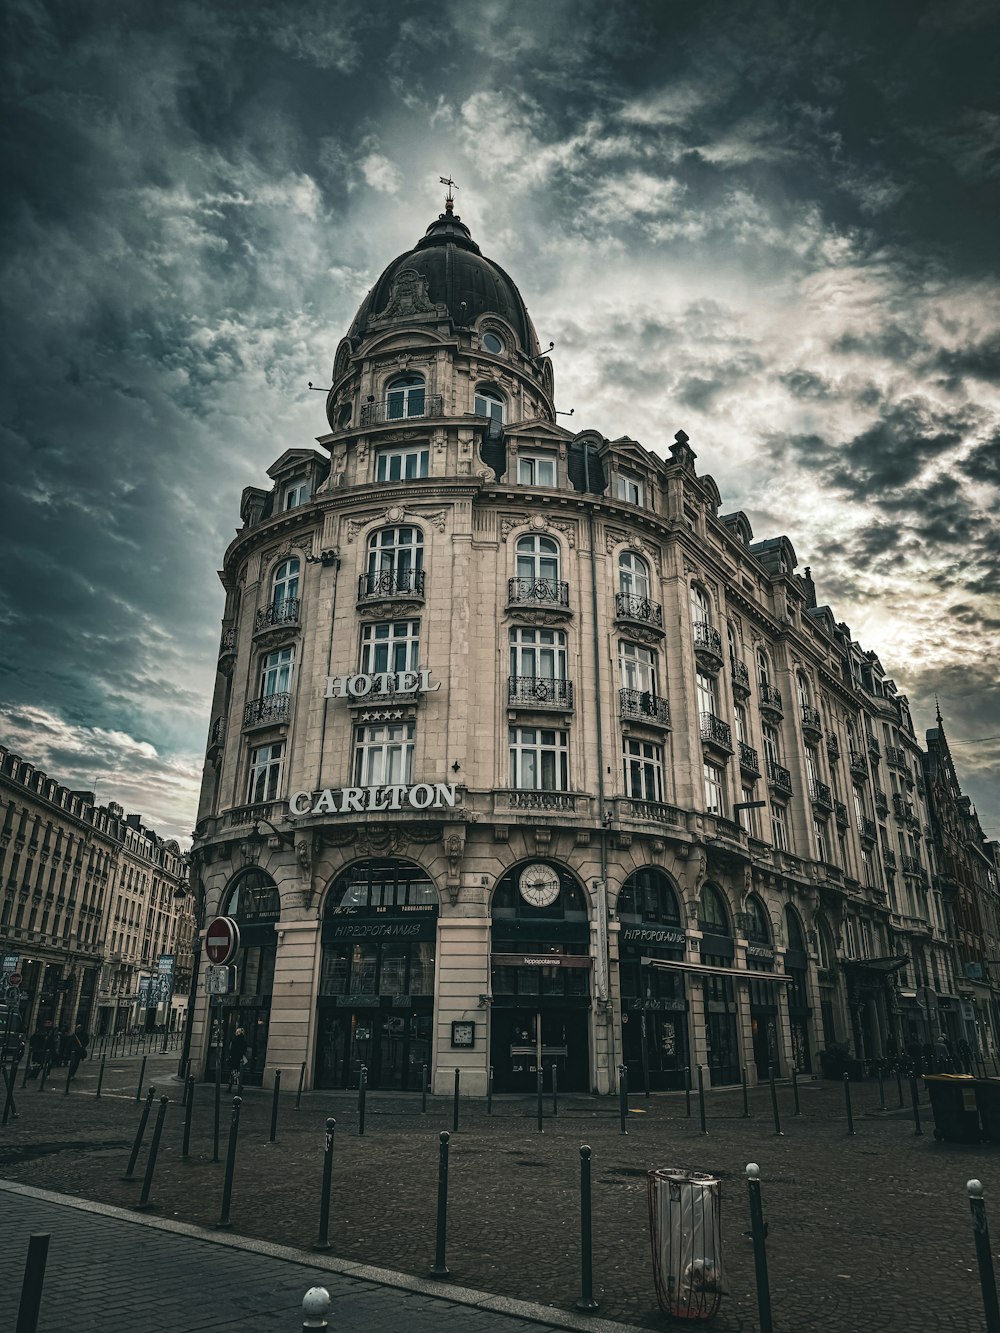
744,895,771,945
817,916,836,969
491,863,589,923
324,859,439,914
698,883,731,935
785,905,807,954
222,869,281,922
272,558,300,609
385,373,425,420
617,868,681,925
690,584,711,627
618,551,650,599
515,534,559,582
757,648,771,686
363,527,424,597
474,385,505,437
797,672,812,708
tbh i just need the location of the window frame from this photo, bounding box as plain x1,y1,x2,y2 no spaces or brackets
375,444,430,482
260,646,295,698
366,526,424,576
359,620,421,674
271,558,300,607
385,373,426,420
517,453,557,487
283,478,311,511
624,738,665,803
509,626,568,680
246,741,285,804
353,722,415,787
508,726,569,791
618,551,650,599
703,762,725,816
619,640,658,694
515,533,560,582
614,469,645,506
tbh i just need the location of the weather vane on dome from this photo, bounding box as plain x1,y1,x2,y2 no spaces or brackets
439,175,458,213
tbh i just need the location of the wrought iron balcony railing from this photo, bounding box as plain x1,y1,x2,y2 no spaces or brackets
360,394,444,426
849,750,868,778
859,817,877,844
883,849,897,871
809,779,834,810
739,742,760,776
826,733,841,760
614,592,663,629
731,658,750,694
358,568,425,601
508,676,574,709
693,622,724,663
759,683,783,714
801,704,823,736
900,853,923,877
700,712,733,750
766,761,792,794
867,733,881,758
219,626,236,656
507,576,570,608
208,717,226,750
620,688,670,726
254,598,300,633
885,744,907,769
874,788,888,815
243,692,291,729
893,793,916,822
834,800,849,826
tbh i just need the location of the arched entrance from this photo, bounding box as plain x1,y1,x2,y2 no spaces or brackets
490,862,591,1093
315,859,438,1090
784,906,812,1072
212,869,279,1086
745,894,779,1079
700,884,740,1086
617,868,689,1091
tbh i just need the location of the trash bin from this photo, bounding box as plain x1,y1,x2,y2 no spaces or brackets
924,1075,981,1143
973,1079,1000,1142
647,1168,723,1320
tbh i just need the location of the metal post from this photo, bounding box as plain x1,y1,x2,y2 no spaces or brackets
314,1118,336,1252
63,1061,72,1096
910,1075,923,1136
742,1064,750,1118
269,1069,281,1143
358,1065,367,1137
896,1062,905,1107
536,1066,544,1133
486,1065,493,1116
215,1095,242,1229
182,1076,195,1160
15,1232,50,1333
576,1145,599,1311
95,1054,106,1099
792,1066,801,1115
697,1063,708,1135
618,1063,628,1134
135,1054,147,1102
122,1087,156,1180
843,1073,855,1135
136,1096,169,1210
429,1131,450,1278
295,1060,306,1110
969,1180,1000,1333
37,1059,49,1092
420,1061,428,1113
3,1062,19,1124
769,1064,783,1135
640,1009,650,1098
551,1061,558,1117
877,1063,886,1110
746,1165,774,1333
453,1067,461,1133
21,1056,30,1089
213,1035,222,1163
684,1065,691,1118
302,1285,332,1331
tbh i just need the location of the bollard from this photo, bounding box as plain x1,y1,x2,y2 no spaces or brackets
684,1065,691,1118
213,1051,222,1163
968,1180,1000,1333
769,1064,783,1135
697,1063,708,1135
536,1066,544,1133
792,1066,801,1116
136,1096,169,1210
122,1086,156,1180
314,1118,337,1251
896,1062,905,1108
63,1062,72,1096
135,1054,147,1102
910,1076,923,1136
181,1076,195,1160
3,1063,19,1125
877,1063,887,1111
215,1096,242,1229
486,1065,493,1116
15,1232,50,1333
618,1064,628,1134
429,1131,451,1278
358,1065,367,1137
577,1145,599,1311
269,1069,281,1143
95,1054,106,1099
552,1061,559,1117
422,1062,428,1114
37,1060,49,1093
21,1056,30,1089
742,1064,750,1118
746,1165,774,1333
843,1073,855,1135
302,1285,331,1331
296,1060,306,1110
453,1067,461,1134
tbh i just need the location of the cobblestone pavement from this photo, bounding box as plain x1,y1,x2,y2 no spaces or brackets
2,1055,1000,1331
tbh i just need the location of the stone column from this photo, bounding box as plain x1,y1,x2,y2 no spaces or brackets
263,918,321,1090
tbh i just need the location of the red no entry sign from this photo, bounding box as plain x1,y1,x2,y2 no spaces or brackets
205,916,241,966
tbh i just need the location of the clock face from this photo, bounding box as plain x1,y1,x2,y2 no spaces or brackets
519,863,561,908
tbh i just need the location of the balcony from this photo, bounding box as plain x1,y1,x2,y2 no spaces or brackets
207,717,226,756
739,742,760,776
874,788,888,816
218,624,236,668
886,744,906,770
834,800,849,827
801,705,823,740
766,761,792,795
358,568,425,603
507,576,570,611
826,733,841,761
900,853,924,878
618,797,684,827
699,712,733,753
692,622,724,671
730,658,751,698
759,683,783,719
254,597,300,634
893,793,915,823
809,779,834,811
497,789,576,812
849,751,869,780
866,733,881,759
243,692,291,730
359,394,444,427
620,688,670,728
614,592,663,633
859,817,877,845
508,676,574,711
883,849,897,871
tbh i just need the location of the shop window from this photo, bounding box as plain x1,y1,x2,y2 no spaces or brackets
617,868,681,925
698,883,731,935
222,869,281,922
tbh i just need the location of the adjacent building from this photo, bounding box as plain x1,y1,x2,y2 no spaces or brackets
185,199,997,1094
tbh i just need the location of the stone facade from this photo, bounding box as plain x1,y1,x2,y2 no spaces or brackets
189,204,992,1095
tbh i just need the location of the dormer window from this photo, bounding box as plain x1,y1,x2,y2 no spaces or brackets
614,469,644,506
474,386,505,438
283,478,311,511
386,373,425,420
517,453,556,487
482,332,504,355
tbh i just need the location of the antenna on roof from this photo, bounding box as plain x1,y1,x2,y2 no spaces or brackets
439,175,459,213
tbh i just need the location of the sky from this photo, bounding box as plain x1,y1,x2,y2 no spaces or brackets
1,0,998,844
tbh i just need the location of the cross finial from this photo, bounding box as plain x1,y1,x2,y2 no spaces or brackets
439,175,458,213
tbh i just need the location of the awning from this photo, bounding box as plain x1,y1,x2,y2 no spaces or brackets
841,955,908,976
641,957,793,985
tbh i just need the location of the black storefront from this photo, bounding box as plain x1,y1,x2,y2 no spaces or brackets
315,859,437,1091
784,906,812,1073
209,868,279,1086
617,868,690,1092
699,884,740,1086
490,862,591,1093
745,895,780,1079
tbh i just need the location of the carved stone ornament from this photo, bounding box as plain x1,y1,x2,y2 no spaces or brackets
355,827,408,859
504,609,570,628
500,515,575,548
320,827,357,848
378,268,435,319
262,536,313,570
478,467,497,484
414,509,448,534
345,512,382,543
385,505,405,524
445,832,464,878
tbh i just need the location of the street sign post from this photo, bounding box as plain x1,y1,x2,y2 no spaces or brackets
204,964,236,996
205,917,241,966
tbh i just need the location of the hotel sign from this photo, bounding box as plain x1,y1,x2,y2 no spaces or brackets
323,670,441,699
290,783,458,816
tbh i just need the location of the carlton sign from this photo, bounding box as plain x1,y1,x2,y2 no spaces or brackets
290,782,459,816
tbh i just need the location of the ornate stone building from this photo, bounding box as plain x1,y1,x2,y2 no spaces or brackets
189,200,986,1095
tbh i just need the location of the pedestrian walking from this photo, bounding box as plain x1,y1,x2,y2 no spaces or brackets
68,1024,89,1080
227,1027,248,1092
934,1033,953,1074
957,1038,973,1075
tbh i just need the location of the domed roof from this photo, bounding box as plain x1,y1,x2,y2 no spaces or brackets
347,209,540,355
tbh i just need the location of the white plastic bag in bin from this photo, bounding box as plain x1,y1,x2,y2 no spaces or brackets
647,1168,724,1320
